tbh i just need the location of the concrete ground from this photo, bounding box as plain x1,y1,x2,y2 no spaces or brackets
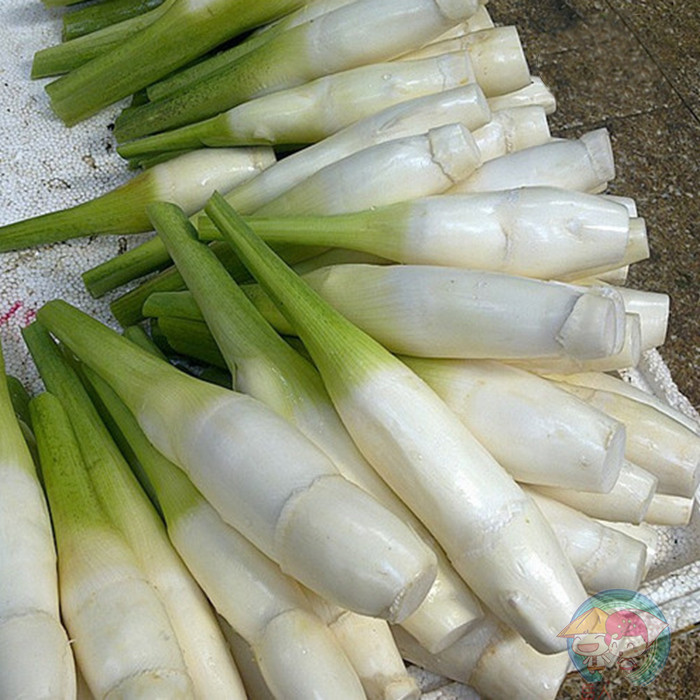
488,2,699,697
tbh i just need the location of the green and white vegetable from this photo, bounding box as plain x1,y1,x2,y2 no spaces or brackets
118,51,480,160
0,148,275,252
81,368,369,700
205,193,587,654
218,86,488,216
36,300,438,622
113,0,483,140
197,186,643,282
450,128,615,194
0,348,76,700
30,392,195,698
143,0,361,103
250,262,627,362
149,200,484,654
23,323,247,699
254,124,480,217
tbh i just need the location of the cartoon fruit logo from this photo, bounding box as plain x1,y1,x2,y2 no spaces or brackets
558,589,670,686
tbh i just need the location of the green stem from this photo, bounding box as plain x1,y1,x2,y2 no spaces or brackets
5,375,33,429
205,192,386,387
105,240,322,324
142,290,203,320
122,325,168,359
30,306,174,411
127,148,197,169
145,25,282,103
0,172,160,253
149,201,302,367
30,392,112,539
33,1,174,79
117,114,233,160
45,0,306,125
83,236,173,298
63,0,165,42
80,363,202,524
112,18,308,141
158,316,228,369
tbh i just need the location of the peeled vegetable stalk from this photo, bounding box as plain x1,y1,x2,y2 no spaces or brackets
205,192,587,654
36,299,439,623
0,345,76,700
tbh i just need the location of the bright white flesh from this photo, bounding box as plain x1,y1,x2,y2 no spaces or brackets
400,25,531,97
511,312,640,374
255,122,482,216
644,494,695,526
296,263,627,361
450,128,615,194
487,76,557,114
139,386,438,621
225,335,483,653
534,461,657,524
37,301,438,623
170,502,367,699
402,358,626,492
393,616,571,700
527,489,648,592
0,367,76,700
330,364,586,653
149,147,276,212
566,218,650,282
383,187,632,279
217,52,482,145
472,105,552,161
219,84,489,215
306,593,420,700
547,371,700,435
549,375,700,497
601,521,659,578
30,394,194,700
610,286,670,350
424,4,495,43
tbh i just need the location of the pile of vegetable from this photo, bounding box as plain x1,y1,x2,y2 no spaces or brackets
1,0,699,698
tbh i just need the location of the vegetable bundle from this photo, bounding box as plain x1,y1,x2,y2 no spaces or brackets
1,0,699,698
